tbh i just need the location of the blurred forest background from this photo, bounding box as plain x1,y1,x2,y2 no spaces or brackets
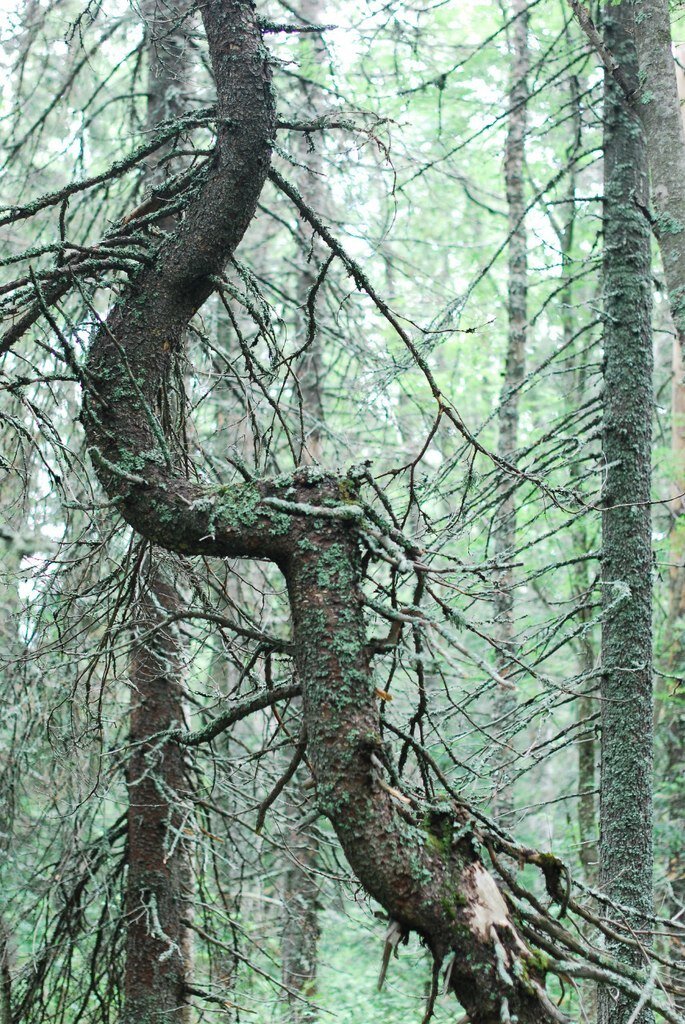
0,0,682,1022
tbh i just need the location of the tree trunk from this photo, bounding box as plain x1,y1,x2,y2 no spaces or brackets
281,775,319,1024
79,3,585,1020
122,6,193,1022
600,4,654,1023
124,557,193,1024
492,0,529,818
628,0,685,361
281,3,328,1014
293,0,327,467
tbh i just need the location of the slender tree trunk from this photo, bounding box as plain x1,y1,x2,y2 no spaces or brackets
659,44,685,1017
124,557,193,1024
628,0,685,361
294,0,327,466
123,6,193,1022
281,777,319,1024
600,5,654,1023
492,0,529,816
280,5,327,1016
142,0,190,181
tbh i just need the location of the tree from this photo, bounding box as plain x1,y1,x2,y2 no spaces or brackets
599,2,655,1022
1,1,683,1022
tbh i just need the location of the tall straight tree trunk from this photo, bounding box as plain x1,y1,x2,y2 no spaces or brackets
600,4,654,1023
492,0,529,815
294,0,327,467
629,0,685,360
282,4,326,1014
661,44,685,1017
281,783,319,1024
123,5,193,1022
125,557,193,1024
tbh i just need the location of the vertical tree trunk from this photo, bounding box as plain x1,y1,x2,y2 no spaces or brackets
492,0,529,816
124,558,193,1024
282,4,326,1012
600,4,654,1023
142,0,190,180
629,0,685,360
123,6,193,1022
661,45,685,1017
294,0,327,466
281,784,319,1024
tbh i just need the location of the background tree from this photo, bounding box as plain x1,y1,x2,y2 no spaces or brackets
599,2,654,1022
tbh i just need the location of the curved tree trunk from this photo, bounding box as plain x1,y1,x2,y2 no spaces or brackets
80,2,573,1021
600,3,655,1023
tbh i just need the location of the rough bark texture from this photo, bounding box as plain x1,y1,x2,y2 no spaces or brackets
294,0,327,467
82,2,565,1021
629,0,685,360
82,0,276,558
600,5,655,1023
281,777,319,1023
663,45,685,1016
281,4,327,1013
492,0,529,817
124,559,193,1024
121,9,194,1021
284,489,554,1024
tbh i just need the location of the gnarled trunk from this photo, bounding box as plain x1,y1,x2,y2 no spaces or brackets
81,2,568,1021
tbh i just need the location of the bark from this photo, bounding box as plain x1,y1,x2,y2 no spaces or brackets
122,8,194,1023
492,0,529,817
662,45,685,1017
124,558,193,1024
281,778,319,1023
550,58,600,892
627,0,685,359
294,0,327,467
284,496,556,1024
81,2,567,1021
281,5,327,1014
600,5,655,1023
